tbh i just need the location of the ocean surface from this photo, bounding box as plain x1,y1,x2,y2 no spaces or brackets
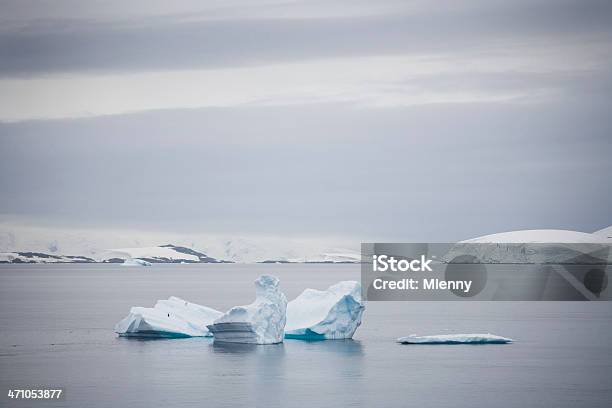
1,264,611,408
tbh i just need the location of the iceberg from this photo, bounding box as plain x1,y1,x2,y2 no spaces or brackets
121,258,152,266
207,275,287,344
115,296,223,338
397,333,513,344
285,281,365,340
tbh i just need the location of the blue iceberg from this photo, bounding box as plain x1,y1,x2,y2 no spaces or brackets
285,281,365,340
207,275,287,344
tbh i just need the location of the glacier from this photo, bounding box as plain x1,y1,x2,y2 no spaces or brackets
115,296,223,338
285,281,365,340
444,229,612,264
207,275,287,344
397,333,513,344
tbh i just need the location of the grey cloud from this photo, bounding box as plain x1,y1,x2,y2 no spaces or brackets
0,101,610,241
396,70,612,100
0,0,611,77
0,0,610,242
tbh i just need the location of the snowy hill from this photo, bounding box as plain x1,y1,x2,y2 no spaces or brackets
0,243,360,264
261,251,360,264
0,252,95,264
4,222,608,265
100,244,225,263
0,245,224,264
0,222,358,263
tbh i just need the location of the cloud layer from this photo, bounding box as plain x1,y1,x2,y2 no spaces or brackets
0,0,610,245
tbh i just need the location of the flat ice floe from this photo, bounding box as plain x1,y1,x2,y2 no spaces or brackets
285,281,365,340
397,333,513,344
207,275,287,344
121,258,152,266
115,296,223,338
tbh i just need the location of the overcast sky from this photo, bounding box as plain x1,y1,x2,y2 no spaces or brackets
0,0,610,245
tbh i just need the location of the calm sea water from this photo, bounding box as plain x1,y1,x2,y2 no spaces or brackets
1,264,611,408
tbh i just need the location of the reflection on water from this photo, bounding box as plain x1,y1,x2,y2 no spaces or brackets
206,339,365,408
210,339,363,354
116,336,198,343
287,338,364,355
211,341,285,355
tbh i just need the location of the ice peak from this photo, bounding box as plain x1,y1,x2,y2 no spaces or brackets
208,274,287,344
255,274,281,296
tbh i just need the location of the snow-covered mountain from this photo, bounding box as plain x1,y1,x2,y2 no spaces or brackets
2,221,608,265
0,244,223,264
261,251,361,263
0,222,359,263
100,244,225,263
0,252,95,264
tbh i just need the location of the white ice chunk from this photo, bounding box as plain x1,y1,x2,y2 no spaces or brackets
285,281,365,340
115,296,223,338
207,275,287,344
121,258,152,266
397,333,513,344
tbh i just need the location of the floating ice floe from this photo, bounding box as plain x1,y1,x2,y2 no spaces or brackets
397,333,513,344
285,281,365,340
207,275,287,344
115,296,223,338
121,258,152,266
